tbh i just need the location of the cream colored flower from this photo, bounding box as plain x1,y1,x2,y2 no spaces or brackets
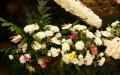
34,32,46,40
94,37,102,46
22,43,27,53
98,57,105,66
73,24,87,31
45,31,53,37
11,35,22,43
51,37,61,45
62,24,72,29
55,33,61,38
62,43,70,51
99,52,104,57
101,31,112,37
95,30,101,38
18,42,27,53
19,55,26,64
47,47,60,57
104,37,120,59
62,39,73,45
77,54,84,66
24,24,39,34
62,55,70,64
32,41,41,51
106,27,112,32
86,30,95,38
84,51,94,66
75,41,84,50
9,55,14,60
111,21,120,27
44,25,59,33
112,52,120,59
41,43,46,49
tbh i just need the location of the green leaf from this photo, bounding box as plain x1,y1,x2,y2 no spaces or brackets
1,22,12,26
10,26,16,32
0,17,7,22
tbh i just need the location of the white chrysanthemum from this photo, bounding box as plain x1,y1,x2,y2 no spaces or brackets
111,21,120,27
94,37,102,46
24,24,39,34
34,32,46,39
77,54,84,66
106,27,112,32
101,31,112,37
45,31,53,37
11,35,22,43
41,43,46,49
98,57,105,66
51,37,61,45
73,24,87,31
54,0,102,28
95,30,101,38
84,51,94,66
47,47,60,57
19,55,26,64
86,30,95,38
55,33,61,38
75,41,84,50
116,0,120,4
62,39,73,45
62,55,70,64
9,55,14,60
32,41,41,51
44,25,59,33
50,26,59,32
62,24,72,29
62,43,70,51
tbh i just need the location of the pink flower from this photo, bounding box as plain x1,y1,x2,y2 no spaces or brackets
19,54,31,64
24,54,31,62
68,33,77,39
38,59,49,69
87,45,97,55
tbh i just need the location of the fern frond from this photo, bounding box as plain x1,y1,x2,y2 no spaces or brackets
24,0,51,28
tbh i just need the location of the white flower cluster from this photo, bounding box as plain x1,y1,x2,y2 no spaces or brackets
54,0,102,28
47,47,61,57
104,37,120,59
61,24,104,66
10,20,120,67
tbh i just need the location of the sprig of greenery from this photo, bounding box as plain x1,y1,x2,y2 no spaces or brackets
25,0,51,28
0,17,22,34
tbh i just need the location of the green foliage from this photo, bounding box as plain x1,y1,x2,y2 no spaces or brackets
25,0,51,28
0,17,22,34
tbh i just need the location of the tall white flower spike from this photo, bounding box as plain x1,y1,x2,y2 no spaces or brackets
54,0,102,28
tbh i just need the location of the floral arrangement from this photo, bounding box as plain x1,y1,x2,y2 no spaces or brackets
8,21,120,72
1,0,120,75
